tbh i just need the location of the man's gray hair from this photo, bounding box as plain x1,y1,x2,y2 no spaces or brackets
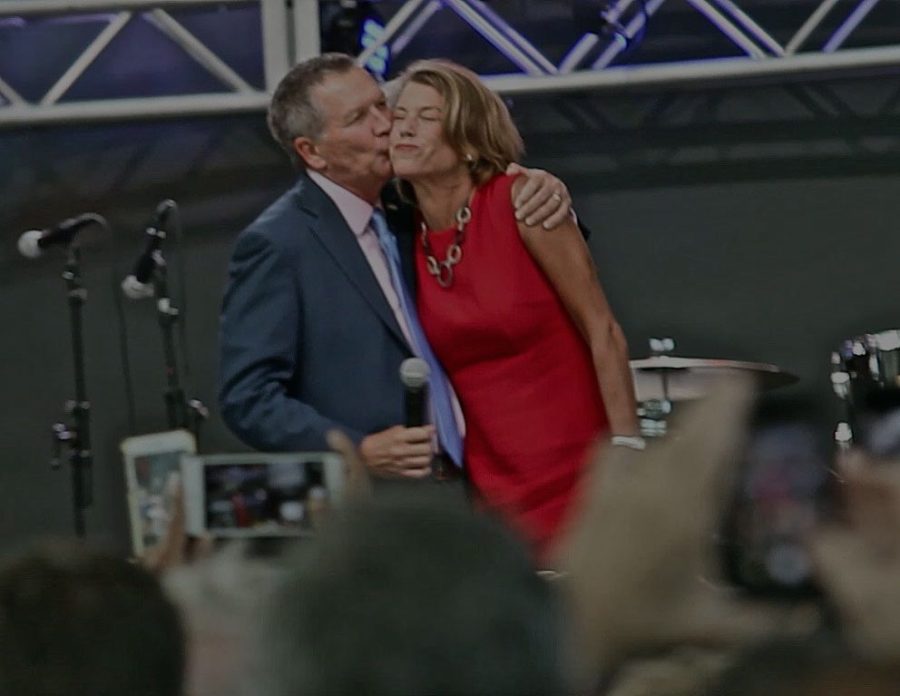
267,53,357,169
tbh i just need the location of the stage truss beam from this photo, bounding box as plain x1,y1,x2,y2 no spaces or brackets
0,0,898,127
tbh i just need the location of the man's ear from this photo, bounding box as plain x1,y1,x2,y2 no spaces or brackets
293,136,326,171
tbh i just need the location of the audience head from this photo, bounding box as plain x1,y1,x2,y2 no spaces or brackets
256,490,569,696
0,541,185,696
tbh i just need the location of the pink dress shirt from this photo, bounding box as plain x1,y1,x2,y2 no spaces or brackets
307,171,465,435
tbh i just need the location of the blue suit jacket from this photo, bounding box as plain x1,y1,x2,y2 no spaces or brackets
218,173,416,451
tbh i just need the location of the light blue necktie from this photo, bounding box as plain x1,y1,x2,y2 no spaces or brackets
370,209,464,468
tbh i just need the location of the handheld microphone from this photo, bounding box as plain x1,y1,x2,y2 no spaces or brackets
121,199,176,300
17,213,101,259
399,357,429,427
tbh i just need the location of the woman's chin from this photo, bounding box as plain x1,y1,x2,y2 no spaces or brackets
392,165,422,180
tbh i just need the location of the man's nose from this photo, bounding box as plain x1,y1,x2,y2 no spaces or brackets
372,107,391,134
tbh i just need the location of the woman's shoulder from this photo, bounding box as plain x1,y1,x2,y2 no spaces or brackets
478,172,519,206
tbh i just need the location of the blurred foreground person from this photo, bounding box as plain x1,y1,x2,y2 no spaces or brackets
811,451,900,662
0,542,185,696
144,479,282,696
553,377,816,690
711,637,900,696
255,490,571,696
164,544,282,696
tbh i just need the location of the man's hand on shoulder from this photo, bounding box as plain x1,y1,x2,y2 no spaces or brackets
359,425,435,479
507,162,573,230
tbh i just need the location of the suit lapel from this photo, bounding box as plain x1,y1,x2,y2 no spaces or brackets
295,175,410,350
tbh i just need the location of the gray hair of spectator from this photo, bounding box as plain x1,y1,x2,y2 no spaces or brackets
267,53,357,169
0,541,185,696
255,491,571,696
163,543,285,696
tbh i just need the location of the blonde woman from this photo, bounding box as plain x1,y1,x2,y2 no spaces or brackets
389,60,639,558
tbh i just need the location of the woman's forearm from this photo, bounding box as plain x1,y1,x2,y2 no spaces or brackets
591,321,640,436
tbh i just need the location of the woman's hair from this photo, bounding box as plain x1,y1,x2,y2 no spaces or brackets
392,59,524,185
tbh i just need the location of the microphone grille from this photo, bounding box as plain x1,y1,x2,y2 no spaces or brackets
399,357,429,389
17,230,43,259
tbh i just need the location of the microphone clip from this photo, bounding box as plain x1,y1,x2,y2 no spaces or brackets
121,200,176,300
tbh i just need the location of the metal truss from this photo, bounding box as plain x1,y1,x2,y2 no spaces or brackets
364,0,900,94
0,0,319,127
2,0,900,127
361,0,900,156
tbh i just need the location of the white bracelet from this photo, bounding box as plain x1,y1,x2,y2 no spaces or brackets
611,435,646,451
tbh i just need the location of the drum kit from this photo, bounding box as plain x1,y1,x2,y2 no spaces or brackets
630,337,798,438
633,331,900,454
831,329,900,456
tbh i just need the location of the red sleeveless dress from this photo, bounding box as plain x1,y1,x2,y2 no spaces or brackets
416,174,609,557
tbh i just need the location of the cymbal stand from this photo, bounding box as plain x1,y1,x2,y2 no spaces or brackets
637,337,675,438
830,349,856,451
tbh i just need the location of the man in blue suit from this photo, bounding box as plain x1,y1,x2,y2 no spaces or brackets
219,54,573,480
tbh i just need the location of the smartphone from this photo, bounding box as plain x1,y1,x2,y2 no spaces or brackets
180,452,346,538
121,430,197,556
853,388,900,458
719,401,835,597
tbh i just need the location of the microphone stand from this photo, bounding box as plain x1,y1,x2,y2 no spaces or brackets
151,250,208,443
51,245,93,538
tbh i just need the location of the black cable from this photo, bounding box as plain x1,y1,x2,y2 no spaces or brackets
112,264,138,434
169,202,192,381
168,201,209,449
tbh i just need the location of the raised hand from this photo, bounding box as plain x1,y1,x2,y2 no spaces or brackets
552,378,801,679
327,428,373,501
141,478,213,574
812,459,900,661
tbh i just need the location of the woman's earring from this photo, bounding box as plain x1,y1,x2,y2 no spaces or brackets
465,152,477,168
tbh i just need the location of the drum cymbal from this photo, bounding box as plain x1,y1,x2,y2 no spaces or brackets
630,356,798,402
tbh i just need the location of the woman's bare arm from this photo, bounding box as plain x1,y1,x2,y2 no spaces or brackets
511,178,639,436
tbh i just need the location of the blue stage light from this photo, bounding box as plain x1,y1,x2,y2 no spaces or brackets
323,1,391,81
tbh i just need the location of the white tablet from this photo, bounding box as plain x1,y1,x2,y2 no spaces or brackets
120,430,196,556
180,452,346,538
